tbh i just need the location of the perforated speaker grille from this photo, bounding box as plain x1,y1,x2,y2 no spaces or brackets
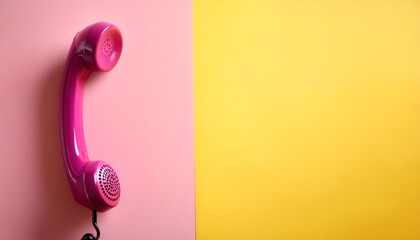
101,38,113,57
98,165,120,201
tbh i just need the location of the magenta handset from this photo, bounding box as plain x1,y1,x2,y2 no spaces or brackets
60,22,122,216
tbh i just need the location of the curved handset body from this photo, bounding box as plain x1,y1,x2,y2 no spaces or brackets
60,22,122,212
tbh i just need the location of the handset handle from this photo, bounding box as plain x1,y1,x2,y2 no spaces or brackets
60,42,91,180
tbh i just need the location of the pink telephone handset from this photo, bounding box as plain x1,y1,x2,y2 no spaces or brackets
60,22,122,216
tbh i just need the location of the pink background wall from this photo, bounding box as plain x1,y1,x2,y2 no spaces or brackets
0,0,195,239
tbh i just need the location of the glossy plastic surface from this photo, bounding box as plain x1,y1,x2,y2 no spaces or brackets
60,22,122,212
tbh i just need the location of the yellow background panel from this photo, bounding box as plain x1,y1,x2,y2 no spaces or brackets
194,1,420,240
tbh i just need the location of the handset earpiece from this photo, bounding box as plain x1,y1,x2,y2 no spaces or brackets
60,22,122,212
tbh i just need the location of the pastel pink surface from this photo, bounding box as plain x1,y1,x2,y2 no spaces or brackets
0,0,194,239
